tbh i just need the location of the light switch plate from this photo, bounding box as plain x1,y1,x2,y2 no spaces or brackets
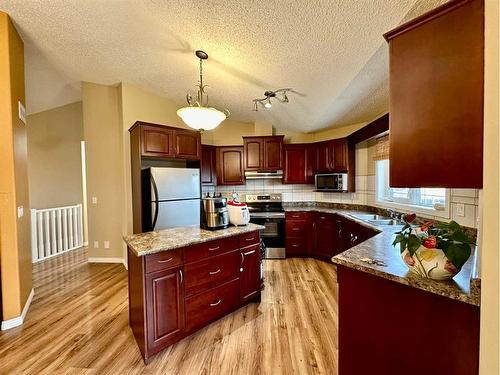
92,197,97,204
104,241,110,249
93,241,99,249
456,203,465,217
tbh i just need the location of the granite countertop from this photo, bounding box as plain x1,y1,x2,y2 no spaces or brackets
284,204,480,306
124,223,265,257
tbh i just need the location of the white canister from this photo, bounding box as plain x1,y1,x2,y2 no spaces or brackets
227,200,250,226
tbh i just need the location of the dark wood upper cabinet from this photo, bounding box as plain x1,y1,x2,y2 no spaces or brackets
263,136,284,170
133,122,201,160
315,141,332,173
141,125,175,158
314,138,352,174
243,136,284,171
174,129,201,160
333,139,348,171
243,138,263,170
384,0,484,188
145,267,185,355
284,144,307,184
216,146,245,185
201,144,217,185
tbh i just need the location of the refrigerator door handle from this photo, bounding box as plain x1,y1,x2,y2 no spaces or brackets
151,175,160,230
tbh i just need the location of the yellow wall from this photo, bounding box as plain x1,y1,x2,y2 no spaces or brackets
0,12,32,320
479,0,499,373
27,102,83,209
82,83,124,259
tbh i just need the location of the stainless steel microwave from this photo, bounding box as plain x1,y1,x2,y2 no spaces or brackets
315,173,349,192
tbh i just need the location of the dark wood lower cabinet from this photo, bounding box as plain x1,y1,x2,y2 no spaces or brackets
285,211,378,261
337,266,480,375
128,231,261,362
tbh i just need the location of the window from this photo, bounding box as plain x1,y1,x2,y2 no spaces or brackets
375,159,449,217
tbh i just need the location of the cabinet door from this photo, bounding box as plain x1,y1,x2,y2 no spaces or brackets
201,145,217,185
284,144,307,184
141,125,175,158
264,137,283,170
216,146,245,185
333,139,348,171
243,138,264,170
312,214,337,259
173,129,201,160
145,267,184,353
316,141,333,172
385,0,483,188
305,144,316,184
239,244,261,303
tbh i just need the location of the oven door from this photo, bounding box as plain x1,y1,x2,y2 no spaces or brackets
249,216,285,259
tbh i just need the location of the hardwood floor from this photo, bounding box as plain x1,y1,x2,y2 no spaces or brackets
0,249,338,374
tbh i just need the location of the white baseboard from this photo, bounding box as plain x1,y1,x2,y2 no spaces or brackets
1,288,35,331
88,257,124,264
122,258,128,270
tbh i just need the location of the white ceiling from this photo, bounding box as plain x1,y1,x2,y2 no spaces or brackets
0,0,446,133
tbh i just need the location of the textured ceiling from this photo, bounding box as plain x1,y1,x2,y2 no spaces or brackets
0,0,447,132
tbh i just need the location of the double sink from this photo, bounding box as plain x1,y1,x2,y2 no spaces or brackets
349,213,401,226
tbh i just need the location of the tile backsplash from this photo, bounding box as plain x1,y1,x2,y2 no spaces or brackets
203,177,480,228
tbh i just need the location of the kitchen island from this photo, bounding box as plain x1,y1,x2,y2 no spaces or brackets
123,223,264,362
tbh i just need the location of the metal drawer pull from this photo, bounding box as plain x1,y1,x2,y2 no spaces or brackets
210,299,222,307
292,244,300,248
243,249,256,256
209,269,221,275
179,270,183,284
292,227,300,231
208,246,220,251
158,257,173,263
245,237,255,241
240,253,244,264
319,216,326,220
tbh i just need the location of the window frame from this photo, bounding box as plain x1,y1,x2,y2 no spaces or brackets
375,160,451,219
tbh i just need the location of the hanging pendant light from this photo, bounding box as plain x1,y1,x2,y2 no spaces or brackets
177,50,229,132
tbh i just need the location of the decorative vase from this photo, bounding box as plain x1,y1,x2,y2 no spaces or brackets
401,246,459,280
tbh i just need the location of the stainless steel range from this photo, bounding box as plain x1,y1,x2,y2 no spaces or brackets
244,193,285,259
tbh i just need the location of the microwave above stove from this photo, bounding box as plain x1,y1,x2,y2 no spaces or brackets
315,173,349,192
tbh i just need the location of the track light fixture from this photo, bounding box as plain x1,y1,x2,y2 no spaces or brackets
252,88,292,111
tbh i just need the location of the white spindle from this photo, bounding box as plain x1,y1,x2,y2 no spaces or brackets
57,209,62,252
51,210,57,253
37,212,44,259
30,204,84,262
63,209,68,250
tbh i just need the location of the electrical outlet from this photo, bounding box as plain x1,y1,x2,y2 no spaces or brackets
92,197,98,204
93,241,99,249
456,203,465,217
17,206,24,218
104,241,110,249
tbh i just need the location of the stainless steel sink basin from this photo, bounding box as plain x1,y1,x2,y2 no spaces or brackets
349,214,401,226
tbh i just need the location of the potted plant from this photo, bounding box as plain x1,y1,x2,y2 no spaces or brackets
392,213,475,280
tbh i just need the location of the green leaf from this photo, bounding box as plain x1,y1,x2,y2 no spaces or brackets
392,234,405,247
407,234,421,256
451,230,472,244
442,243,472,271
399,238,407,254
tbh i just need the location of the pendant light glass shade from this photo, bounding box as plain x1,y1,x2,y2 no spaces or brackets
177,50,229,132
176,106,227,131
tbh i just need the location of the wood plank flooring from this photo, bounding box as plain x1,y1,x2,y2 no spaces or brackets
0,249,338,374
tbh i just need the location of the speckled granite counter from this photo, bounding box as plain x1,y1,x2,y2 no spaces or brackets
284,204,480,306
124,223,265,256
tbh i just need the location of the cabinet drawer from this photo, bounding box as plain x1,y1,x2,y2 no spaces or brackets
286,237,308,255
285,211,308,220
184,236,239,264
286,220,309,237
239,231,260,247
314,212,336,223
185,278,239,332
185,251,239,296
145,249,183,274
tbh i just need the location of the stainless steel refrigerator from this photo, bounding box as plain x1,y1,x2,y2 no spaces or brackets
142,167,201,231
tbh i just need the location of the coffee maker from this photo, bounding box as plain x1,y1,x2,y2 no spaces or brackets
201,193,229,230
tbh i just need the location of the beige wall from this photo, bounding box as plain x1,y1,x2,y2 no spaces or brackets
0,12,32,320
27,101,83,209
479,0,499,373
82,83,123,259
